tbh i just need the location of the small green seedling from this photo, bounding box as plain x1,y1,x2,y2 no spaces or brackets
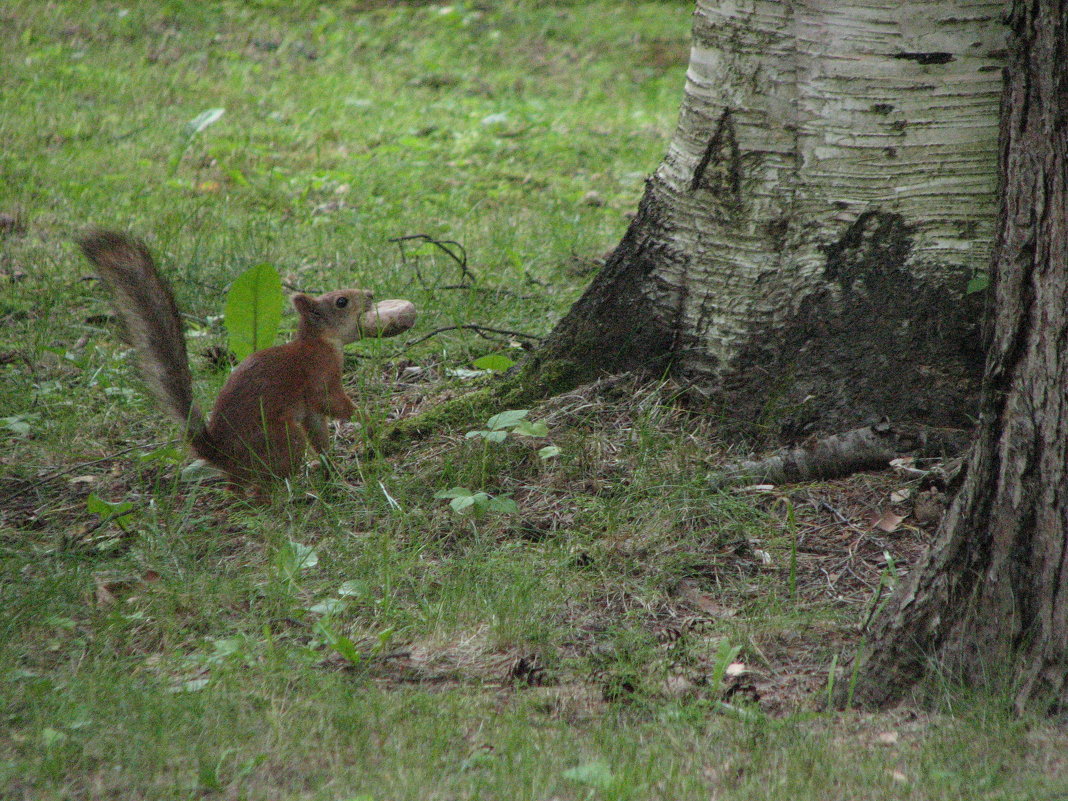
85,493,136,531
466,408,559,459
306,581,395,667
169,107,225,175
137,444,184,464
273,540,319,588
434,487,518,516
313,619,362,666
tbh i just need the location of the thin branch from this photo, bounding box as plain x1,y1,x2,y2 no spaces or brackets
389,233,475,285
439,284,537,300
403,324,541,348
0,441,176,507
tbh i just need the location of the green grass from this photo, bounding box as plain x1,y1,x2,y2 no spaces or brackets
2,2,1067,799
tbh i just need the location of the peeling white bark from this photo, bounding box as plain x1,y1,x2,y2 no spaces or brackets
649,0,1005,369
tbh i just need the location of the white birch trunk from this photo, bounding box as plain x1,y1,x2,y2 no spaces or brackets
541,0,1006,434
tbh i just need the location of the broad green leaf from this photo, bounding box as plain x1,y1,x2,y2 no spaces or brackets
450,494,479,512
309,598,348,616
175,678,210,693
290,542,319,570
486,409,529,430
180,460,216,482
40,728,68,747
512,420,548,437
275,541,319,581
224,263,283,361
435,487,475,500
375,627,395,652
538,445,562,460
709,639,743,690
211,637,245,656
486,496,518,515
472,354,516,372
338,580,370,597
220,162,250,186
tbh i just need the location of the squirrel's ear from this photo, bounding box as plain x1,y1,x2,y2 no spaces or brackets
292,293,326,324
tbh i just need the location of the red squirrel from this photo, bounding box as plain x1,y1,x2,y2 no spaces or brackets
79,230,416,490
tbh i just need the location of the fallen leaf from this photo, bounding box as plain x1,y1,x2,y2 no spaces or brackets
870,510,906,533
724,662,747,677
889,489,912,504
753,549,773,565
581,190,605,207
877,731,899,745
94,571,158,606
677,580,738,618
95,581,118,607
69,475,96,485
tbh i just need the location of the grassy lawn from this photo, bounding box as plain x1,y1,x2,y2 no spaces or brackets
2,1,1067,799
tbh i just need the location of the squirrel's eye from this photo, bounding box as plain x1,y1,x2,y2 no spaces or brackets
335,296,348,308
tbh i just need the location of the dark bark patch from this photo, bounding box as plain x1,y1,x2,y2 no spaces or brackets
723,211,985,438
763,217,791,252
823,211,914,293
690,109,742,205
893,52,955,65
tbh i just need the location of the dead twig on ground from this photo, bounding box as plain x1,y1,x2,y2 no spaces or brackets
404,324,540,349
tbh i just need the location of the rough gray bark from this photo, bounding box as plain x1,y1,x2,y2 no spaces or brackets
849,0,1068,711
535,0,1006,436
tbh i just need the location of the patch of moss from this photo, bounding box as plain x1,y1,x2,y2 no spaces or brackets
380,357,589,452
381,388,493,449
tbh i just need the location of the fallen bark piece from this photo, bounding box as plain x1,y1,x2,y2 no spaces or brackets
712,424,968,488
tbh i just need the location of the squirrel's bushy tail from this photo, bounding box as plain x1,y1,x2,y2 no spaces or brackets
78,230,208,441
